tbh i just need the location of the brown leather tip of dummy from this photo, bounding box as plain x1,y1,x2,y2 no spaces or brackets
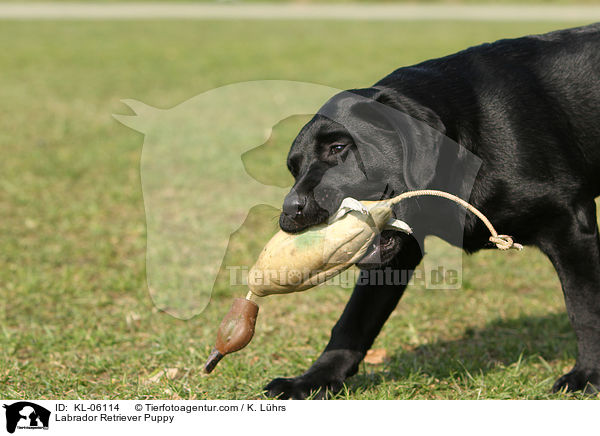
205,298,259,374
215,298,259,354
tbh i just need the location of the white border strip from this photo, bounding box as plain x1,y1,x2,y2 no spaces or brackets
2,400,599,436
0,3,599,21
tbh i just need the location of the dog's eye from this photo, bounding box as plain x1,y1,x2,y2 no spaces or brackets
329,143,347,156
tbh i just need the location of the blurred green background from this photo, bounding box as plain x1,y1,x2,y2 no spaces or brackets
1,14,598,399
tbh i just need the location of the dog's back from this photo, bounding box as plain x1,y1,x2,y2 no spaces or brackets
377,23,600,192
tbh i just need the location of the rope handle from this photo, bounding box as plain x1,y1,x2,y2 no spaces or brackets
388,189,523,251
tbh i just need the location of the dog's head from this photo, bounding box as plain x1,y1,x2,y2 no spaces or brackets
279,87,452,267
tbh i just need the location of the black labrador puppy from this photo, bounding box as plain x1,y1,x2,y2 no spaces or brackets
265,23,600,399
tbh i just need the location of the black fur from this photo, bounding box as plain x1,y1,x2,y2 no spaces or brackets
267,23,600,399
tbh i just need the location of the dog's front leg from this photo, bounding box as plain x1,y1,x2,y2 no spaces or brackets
539,201,600,394
264,234,423,399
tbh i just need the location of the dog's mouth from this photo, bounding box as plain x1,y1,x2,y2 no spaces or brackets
279,208,330,234
280,196,406,269
356,230,403,269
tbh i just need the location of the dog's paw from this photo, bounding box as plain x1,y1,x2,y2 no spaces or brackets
264,375,345,400
552,367,600,394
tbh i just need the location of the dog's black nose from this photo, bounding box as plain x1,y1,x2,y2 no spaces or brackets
282,190,306,217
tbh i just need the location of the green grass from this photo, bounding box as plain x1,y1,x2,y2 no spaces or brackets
0,20,596,399
3,0,600,5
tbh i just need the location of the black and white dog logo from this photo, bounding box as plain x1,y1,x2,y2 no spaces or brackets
3,402,50,434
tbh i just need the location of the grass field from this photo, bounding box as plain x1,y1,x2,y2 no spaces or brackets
1,19,597,400
3,0,599,4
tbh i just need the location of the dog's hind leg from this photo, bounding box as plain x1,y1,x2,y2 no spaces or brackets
538,200,600,394
263,233,423,399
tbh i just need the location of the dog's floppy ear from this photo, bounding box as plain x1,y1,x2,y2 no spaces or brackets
371,86,481,202
318,87,478,196
372,87,448,190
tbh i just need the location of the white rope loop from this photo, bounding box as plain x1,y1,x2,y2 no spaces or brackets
489,235,523,251
389,189,523,251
